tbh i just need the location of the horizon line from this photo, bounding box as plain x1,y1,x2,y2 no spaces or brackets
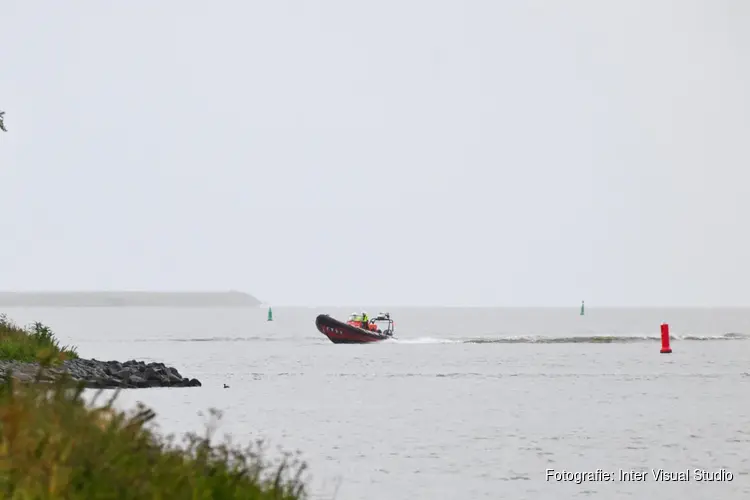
259,304,750,309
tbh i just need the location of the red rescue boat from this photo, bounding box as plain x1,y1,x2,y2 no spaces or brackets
316,312,395,344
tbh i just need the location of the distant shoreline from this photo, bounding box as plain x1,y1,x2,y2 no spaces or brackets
0,291,261,307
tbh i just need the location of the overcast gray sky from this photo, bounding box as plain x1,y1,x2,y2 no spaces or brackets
1,0,748,307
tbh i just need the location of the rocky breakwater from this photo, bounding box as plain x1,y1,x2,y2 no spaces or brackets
0,358,202,389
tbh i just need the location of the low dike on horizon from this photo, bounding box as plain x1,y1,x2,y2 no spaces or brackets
0,291,261,307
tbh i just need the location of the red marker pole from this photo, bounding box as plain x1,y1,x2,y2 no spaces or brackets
660,323,672,353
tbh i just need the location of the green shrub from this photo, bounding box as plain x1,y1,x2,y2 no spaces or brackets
0,367,308,499
0,314,78,363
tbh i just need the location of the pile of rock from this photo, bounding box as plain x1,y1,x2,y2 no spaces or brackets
0,358,202,389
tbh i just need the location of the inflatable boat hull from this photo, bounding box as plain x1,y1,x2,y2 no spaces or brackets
315,314,393,344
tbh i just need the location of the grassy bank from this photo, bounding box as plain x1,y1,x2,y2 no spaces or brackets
0,314,309,498
0,374,308,498
0,314,78,363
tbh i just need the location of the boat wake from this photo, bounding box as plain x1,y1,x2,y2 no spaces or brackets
383,337,460,344
386,333,750,344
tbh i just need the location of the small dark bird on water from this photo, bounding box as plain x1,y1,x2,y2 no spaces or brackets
0,111,6,132
223,383,229,388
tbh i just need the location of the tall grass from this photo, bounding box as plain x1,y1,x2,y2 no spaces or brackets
0,348,310,499
0,314,78,363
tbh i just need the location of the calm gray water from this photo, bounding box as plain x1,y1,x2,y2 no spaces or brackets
4,306,750,499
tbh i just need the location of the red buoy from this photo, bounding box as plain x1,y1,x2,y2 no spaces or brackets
660,323,672,353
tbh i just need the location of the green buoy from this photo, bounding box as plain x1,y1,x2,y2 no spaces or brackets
580,300,585,316
267,307,273,321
